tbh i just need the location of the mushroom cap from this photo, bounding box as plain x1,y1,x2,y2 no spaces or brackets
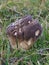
6,15,42,40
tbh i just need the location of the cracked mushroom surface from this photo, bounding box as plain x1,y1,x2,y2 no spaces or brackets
6,15,42,50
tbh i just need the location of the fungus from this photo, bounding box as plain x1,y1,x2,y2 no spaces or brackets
6,15,42,50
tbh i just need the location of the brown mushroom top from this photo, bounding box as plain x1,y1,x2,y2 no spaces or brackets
6,15,42,41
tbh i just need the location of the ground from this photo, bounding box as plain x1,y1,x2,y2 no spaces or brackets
0,0,49,65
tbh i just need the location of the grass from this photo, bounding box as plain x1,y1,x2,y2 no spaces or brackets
0,0,49,65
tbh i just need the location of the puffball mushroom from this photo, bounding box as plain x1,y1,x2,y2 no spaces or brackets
6,15,42,50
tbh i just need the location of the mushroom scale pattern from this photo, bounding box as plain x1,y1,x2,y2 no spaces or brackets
6,15,42,50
